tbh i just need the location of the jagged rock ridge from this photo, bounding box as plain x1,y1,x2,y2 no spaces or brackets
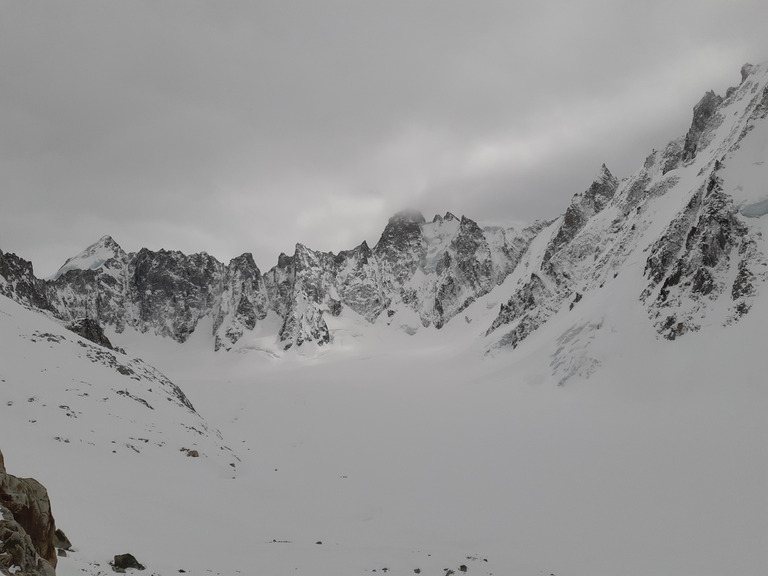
1,62,767,357
2,212,539,351
486,61,768,353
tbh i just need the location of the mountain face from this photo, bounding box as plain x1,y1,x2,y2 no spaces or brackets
486,61,768,352
0,250,51,312
3,212,538,351
2,62,767,356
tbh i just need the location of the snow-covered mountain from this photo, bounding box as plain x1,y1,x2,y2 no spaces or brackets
1,61,767,576
5,64,767,360
3,213,541,353
51,235,126,280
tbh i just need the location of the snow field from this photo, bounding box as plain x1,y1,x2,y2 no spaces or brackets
31,283,758,576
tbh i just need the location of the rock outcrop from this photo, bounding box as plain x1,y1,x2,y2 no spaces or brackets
111,553,145,573
0,450,58,576
542,164,619,265
487,62,768,356
0,252,51,312
682,90,723,162
213,253,269,351
66,318,114,349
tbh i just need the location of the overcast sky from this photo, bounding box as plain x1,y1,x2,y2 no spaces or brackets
2,1,767,277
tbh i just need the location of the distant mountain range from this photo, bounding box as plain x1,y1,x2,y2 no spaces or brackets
2,62,767,358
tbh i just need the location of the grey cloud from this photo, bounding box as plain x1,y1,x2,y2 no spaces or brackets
1,1,767,276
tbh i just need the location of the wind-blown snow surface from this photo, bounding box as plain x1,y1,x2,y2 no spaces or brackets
2,287,766,576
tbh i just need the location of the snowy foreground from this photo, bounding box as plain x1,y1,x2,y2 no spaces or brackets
1,277,766,576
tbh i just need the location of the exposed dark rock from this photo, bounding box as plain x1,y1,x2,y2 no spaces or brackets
53,528,72,551
270,244,334,349
334,242,387,322
543,165,619,264
740,63,754,83
328,298,342,317
569,292,582,310
66,318,114,349
278,293,330,350
0,252,51,312
486,273,550,339
432,216,495,328
263,252,296,319
0,450,58,576
131,248,224,342
682,90,723,162
660,137,684,175
641,163,762,337
732,259,755,301
213,253,269,351
373,210,428,290
111,553,145,572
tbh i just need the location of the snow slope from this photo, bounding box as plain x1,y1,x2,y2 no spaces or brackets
2,286,765,575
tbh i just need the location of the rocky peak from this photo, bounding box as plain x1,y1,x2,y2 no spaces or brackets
388,209,426,225
128,248,226,341
96,235,121,251
582,164,619,213
335,241,372,266
595,163,612,182
376,210,427,251
294,243,321,269
429,215,495,328
53,235,126,279
432,211,458,223
213,252,268,351
333,241,386,322
740,62,754,83
276,252,294,269
292,243,337,302
542,165,619,264
682,90,724,162
0,252,51,312
263,253,295,318
455,215,486,245
374,210,428,290
488,61,768,356
228,252,260,275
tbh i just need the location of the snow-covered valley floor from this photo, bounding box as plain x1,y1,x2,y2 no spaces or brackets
1,288,766,576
